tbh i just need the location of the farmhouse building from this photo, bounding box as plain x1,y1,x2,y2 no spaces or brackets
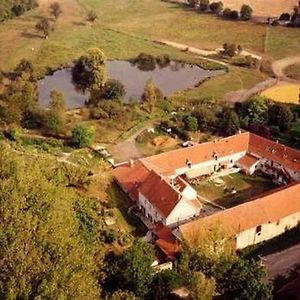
113,132,300,254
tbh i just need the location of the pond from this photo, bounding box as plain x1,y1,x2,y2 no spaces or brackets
38,60,224,109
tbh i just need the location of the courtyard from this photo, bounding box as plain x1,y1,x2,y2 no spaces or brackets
193,172,278,208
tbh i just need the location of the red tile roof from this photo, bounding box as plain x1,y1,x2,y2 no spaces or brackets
179,182,300,239
112,161,150,201
248,134,300,172
237,153,260,169
140,132,250,175
139,171,181,218
155,224,181,260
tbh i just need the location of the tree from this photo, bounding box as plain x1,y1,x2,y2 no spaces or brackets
192,107,217,131
45,89,66,134
184,115,198,132
279,13,291,21
223,8,239,20
223,43,237,57
120,239,154,297
35,17,51,38
72,124,94,148
105,290,138,300
142,79,158,113
147,270,183,300
242,96,268,125
268,104,293,131
50,2,62,19
189,272,216,300
199,0,210,11
220,258,272,299
219,108,240,136
102,79,126,100
240,4,253,21
0,144,102,299
104,239,155,298
210,1,223,14
72,48,106,91
14,59,34,79
87,10,97,22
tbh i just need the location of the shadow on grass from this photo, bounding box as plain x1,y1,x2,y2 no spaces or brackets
107,182,148,237
21,31,42,39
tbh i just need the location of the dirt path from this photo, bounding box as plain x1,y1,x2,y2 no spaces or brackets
111,125,153,162
262,243,300,280
272,55,300,82
157,40,228,66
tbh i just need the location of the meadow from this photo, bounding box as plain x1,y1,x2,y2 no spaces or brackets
0,0,300,103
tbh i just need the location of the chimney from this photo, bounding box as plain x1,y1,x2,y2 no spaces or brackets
129,159,134,167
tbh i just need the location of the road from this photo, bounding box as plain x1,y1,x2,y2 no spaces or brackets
111,124,153,162
262,243,300,280
272,55,300,82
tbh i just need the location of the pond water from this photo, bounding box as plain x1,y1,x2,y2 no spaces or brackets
38,60,224,109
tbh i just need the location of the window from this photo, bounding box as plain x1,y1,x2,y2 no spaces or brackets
256,225,262,235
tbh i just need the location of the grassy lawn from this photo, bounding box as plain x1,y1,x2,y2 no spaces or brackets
107,183,148,236
172,67,267,102
265,26,300,59
194,173,277,208
1,0,300,73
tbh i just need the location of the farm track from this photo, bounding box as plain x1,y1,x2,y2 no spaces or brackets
161,39,300,103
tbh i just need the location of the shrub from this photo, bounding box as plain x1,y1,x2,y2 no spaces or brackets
72,124,94,148
184,115,198,132
232,55,259,68
102,79,126,100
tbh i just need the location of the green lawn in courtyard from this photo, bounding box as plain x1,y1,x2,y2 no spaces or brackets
194,172,278,208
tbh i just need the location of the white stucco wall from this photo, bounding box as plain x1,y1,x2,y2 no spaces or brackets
236,211,300,249
138,192,164,223
181,185,197,200
166,198,201,227
175,151,247,178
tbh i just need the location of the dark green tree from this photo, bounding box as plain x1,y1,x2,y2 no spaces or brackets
14,59,34,79
268,103,293,131
210,1,223,14
102,79,126,100
119,239,155,297
242,96,269,125
35,17,51,38
199,0,210,11
50,2,62,19
240,4,253,20
72,48,106,91
147,270,183,300
184,115,199,132
72,124,94,148
220,258,272,299
219,108,240,136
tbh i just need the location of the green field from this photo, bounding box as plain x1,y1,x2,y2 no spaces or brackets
1,0,300,72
